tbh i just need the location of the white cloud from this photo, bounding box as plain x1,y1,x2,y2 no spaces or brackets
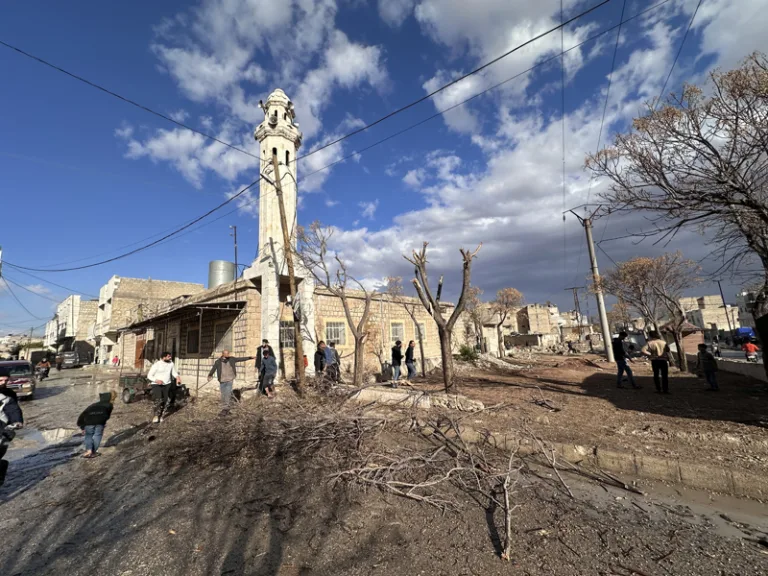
378,0,416,27
359,199,379,219
24,284,52,296
325,198,340,207
169,109,189,122
403,168,426,188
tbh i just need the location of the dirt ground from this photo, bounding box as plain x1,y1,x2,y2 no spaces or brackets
2,364,768,575
411,354,768,477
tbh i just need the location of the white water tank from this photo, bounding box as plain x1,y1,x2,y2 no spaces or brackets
208,260,236,289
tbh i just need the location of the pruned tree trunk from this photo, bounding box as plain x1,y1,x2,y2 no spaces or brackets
418,332,426,377
353,336,366,385
438,328,454,392
496,323,504,358
672,330,688,372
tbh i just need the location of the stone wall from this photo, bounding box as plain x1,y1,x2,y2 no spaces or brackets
111,278,205,331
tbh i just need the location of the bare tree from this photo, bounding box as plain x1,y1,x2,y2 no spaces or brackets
464,287,486,354
599,252,700,370
296,221,373,387
491,288,524,358
587,53,768,373
404,242,482,392
606,299,630,333
385,276,428,377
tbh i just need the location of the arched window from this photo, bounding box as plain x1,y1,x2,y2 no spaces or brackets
272,147,277,158
286,151,290,166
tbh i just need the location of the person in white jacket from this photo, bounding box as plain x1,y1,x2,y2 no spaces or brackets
147,351,180,423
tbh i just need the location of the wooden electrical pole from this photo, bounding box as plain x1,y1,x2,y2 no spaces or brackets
271,153,305,393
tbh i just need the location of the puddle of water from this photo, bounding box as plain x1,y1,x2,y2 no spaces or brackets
6,427,81,462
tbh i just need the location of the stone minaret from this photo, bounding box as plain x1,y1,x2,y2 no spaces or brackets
254,88,301,264
245,89,315,374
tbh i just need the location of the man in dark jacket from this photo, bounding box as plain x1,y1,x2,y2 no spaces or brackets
314,341,327,378
405,340,417,380
77,391,115,458
207,350,255,414
391,341,403,387
0,376,24,429
612,331,639,389
259,348,278,398
255,340,275,373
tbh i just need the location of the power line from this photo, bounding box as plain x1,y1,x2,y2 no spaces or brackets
296,0,613,164
2,276,63,303
572,0,627,284
655,0,703,109
6,0,671,275
0,39,260,161
1,266,99,298
0,0,612,171
4,178,262,272
1,278,46,320
561,0,568,289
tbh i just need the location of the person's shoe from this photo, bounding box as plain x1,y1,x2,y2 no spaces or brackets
81,450,93,459
152,416,160,424
159,416,165,423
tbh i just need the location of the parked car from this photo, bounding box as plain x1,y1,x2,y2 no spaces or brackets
0,360,37,399
62,351,86,369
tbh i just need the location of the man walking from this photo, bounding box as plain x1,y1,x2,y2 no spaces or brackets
612,331,640,389
391,340,403,387
77,391,116,458
405,340,417,380
207,350,255,415
259,348,278,398
147,351,181,423
642,331,673,394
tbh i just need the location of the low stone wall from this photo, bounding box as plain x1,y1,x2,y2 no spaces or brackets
686,353,767,382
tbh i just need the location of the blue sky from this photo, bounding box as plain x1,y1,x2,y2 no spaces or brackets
0,0,765,332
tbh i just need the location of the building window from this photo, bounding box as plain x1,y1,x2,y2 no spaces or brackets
214,322,233,353
390,322,405,343
286,150,290,165
325,321,346,346
414,322,427,342
280,320,295,348
187,328,200,354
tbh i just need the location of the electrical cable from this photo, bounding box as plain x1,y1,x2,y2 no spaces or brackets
1,276,63,303
0,266,99,298
1,278,46,320
0,0,612,169
6,0,672,274
560,0,568,289
4,178,262,272
654,0,703,109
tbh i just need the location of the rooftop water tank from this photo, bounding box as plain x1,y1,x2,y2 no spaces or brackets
208,260,236,289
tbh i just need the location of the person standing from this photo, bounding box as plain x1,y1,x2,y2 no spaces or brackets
641,332,673,394
77,391,116,458
259,348,278,398
255,340,275,371
391,340,403,387
695,343,719,391
405,340,417,380
314,341,327,377
329,342,341,382
325,342,338,383
146,352,181,423
612,331,640,389
207,350,255,415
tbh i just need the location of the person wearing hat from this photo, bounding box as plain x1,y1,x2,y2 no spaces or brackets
77,391,116,458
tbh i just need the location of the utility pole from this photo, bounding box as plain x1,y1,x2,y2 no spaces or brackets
717,280,734,338
229,225,239,300
270,153,305,393
567,207,614,362
564,286,585,340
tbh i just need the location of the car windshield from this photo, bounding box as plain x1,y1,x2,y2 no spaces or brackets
0,364,33,377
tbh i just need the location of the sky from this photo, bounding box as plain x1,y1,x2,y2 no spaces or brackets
0,0,766,333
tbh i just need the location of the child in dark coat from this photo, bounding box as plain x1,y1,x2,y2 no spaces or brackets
77,391,116,458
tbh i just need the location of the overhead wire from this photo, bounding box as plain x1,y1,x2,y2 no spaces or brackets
1,278,47,320
571,0,628,284
561,0,568,290
6,0,674,274
654,0,704,109
0,0,613,171
1,266,99,298
1,275,64,303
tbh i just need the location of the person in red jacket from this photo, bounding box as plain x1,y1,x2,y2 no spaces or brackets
742,341,760,360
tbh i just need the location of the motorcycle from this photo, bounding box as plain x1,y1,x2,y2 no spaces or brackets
35,366,50,381
746,353,759,363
